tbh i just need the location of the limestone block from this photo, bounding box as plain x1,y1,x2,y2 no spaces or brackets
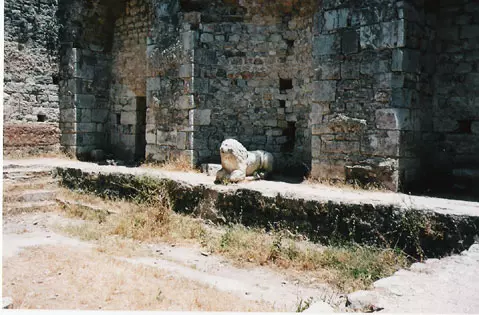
312,80,336,102
76,123,96,133
322,140,360,154
341,61,360,79
189,109,211,126
342,30,359,54
200,33,214,43
392,48,419,73
157,130,177,146
361,131,400,157
176,95,195,110
91,109,109,123
324,8,349,31
79,109,92,122
345,158,399,191
177,131,187,149
120,111,137,125
315,61,340,80
74,94,95,109
313,34,339,56
61,134,76,146
145,131,156,144
179,64,193,78
60,108,76,123
146,77,161,91
360,20,405,49
311,135,322,158
375,108,410,130
315,114,367,135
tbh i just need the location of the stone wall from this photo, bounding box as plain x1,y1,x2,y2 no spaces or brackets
191,4,315,171
3,123,61,157
309,0,440,191
144,0,316,172
3,0,61,156
58,0,120,159
145,0,195,163
109,0,150,161
431,0,479,193
4,0,60,123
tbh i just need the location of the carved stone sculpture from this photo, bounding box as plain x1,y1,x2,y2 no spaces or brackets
215,138,274,183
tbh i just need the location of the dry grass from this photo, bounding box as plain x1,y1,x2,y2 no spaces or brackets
2,245,276,311
203,225,408,292
141,155,199,173
56,189,409,293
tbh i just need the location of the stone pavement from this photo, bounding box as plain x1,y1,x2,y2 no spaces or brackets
345,243,479,313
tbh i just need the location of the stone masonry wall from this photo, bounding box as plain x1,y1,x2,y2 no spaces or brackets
145,0,195,163
432,0,479,192
58,0,118,159
191,5,315,171
4,0,60,123
109,0,150,161
310,0,431,191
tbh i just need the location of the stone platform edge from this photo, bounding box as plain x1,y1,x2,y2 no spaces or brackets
54,166,479,259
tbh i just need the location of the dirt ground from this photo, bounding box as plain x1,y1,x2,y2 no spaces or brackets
3,244,275,311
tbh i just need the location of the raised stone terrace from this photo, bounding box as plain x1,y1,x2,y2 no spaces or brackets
4,158,479,259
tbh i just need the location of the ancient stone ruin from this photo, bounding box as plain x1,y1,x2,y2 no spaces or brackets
4,0,479,195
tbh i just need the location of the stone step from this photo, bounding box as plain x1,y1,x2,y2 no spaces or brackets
5,189,59,203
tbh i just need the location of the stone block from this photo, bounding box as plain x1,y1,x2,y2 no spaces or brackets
177,131,187,149
146,131,156,144
146,77,161,91
342,30,359,55
310,159,346,181
322,140,360,154
189,109,211,126
179,64,193,78
313,34,339,56
312,81,336,102
79,109,91,122
60,108,76,122
74,94,95,109
323,8,349,31
77,123,96,133
361,131,400,157
200,33,214,43
61,134,76,146
375,108,410,130
157,130,177,146
91,109,109,123
392,48,419,73
360,20,405,49
120,111,137,125
341,61,359,79
176,95,195,110
311,136,322,158
315,61,340,80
